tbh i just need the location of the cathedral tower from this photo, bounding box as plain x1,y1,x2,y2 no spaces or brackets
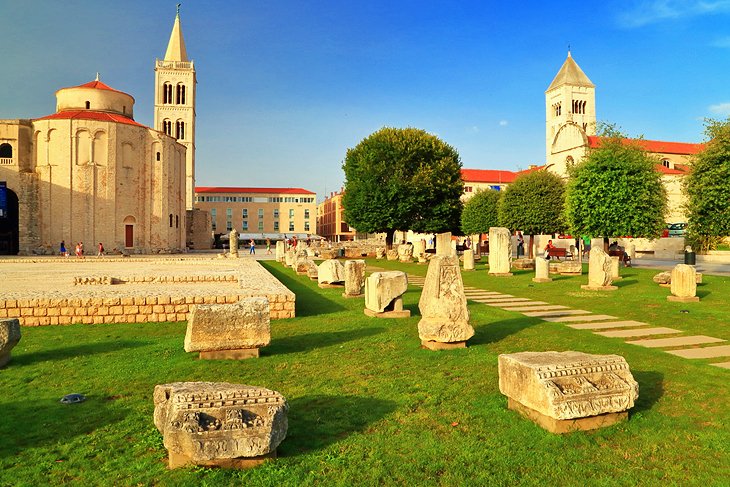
155,7,196,209
545,51,595,175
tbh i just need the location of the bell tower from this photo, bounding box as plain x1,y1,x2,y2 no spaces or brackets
545,51,595,172
155,6,196,209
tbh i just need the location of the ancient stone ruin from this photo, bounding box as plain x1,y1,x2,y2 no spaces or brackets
386,249,399,261
184,298,270,359
306,261,319,281
343,260,366,298
498,351,639,433
653,270,702,287
318,259,345,288
364,271,410,318
275,241,286,263
229,229,239,258
284,250,295,268
154,382,288,469
294,254,313,276
581,248,617,291
0,318,21,368
557,259,582,276
397,244,414,263
532,257,552,283
668,264,700,302
435,232,452,256
375,248,386,260
413,239,426,263
463,249,475,271
488,227,513,276
610,256,622,280
418,255,474,350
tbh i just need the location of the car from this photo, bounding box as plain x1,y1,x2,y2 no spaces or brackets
667,223,687,237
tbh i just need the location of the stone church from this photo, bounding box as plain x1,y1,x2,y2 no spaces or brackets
0,11,198,255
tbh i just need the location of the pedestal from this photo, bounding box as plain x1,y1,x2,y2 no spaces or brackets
507,398,627,434
199,348,260,360
364,308,411,318
580,285,618,291
531,278,553,283
667,295,700,302
168,450,276,469
318,283,345,289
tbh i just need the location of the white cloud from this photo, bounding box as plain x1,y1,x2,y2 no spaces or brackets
617,0,730,28
709,102,730,115
498,120,508,126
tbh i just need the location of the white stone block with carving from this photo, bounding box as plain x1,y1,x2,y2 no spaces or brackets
397,244,414,263
0,318,21,368
463,249,475,271
364,271,410,317
488,227,513,276
318,259,345,286
582,247,617,291
154,382,288,469
386,249,399,261
668,264,699,302
418,255,474,349
184,298,270,359
532,257,552,283
294,255,313,275
343,259,366,297
498,351,639,433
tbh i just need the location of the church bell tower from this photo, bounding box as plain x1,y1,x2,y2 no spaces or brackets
155,6,196,209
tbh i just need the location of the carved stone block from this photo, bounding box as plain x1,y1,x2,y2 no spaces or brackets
275,241,286,263
284,250,295,268
397,244,414,263
488,227,513,276
557,260,582,275
153,382,288,469
498,351,638,433
386,249,399,261
343,260,366,297
533,257,552,283
318,259,345,286
364,271,409,316
582,248,617,291
463,249,475,271
0,318,21,368
668,264,700,302
435,232,452,256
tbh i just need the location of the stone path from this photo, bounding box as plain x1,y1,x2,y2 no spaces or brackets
406,272,729,369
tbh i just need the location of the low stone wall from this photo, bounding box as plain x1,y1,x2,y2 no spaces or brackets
73,275,238,285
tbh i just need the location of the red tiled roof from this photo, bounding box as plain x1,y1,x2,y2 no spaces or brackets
655,164,688,175
61,79,129,95
516,165,546,175
587,136,704,155
195,187,316,195
34,110,144,127
461,169,517,184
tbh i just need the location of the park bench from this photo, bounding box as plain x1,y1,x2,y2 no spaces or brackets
608,249,631,266
546,247,572,260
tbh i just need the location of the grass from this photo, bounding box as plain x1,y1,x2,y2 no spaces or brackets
0,259,728,486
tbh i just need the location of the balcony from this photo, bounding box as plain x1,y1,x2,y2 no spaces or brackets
0,158,13,165
155,59,194,70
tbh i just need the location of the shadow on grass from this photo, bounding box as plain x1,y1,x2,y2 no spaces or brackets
0,398,128,458
697,288,711,299
267,328,385,355
614,278,638,288
261,262,345,317
631,370,664,413
282,394,397,456
11,340,150,367
469,317,544,346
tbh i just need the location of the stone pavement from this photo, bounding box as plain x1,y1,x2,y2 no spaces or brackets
406,273,730,369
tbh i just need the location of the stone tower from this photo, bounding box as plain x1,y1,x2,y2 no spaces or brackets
155,8,196,209
545,51,595,175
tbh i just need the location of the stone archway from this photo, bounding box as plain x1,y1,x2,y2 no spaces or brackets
0,184,19,255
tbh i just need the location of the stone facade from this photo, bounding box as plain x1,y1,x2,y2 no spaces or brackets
582,247,617,291
185,209,211,250
154,382,288,468
498,351,639,433
668,264,700,302
0,318,21,367
488,227,513,276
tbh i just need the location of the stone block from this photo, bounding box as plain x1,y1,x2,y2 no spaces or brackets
153,382,288,469
668,264,699,302
318,259,345,285
343,260,366,297
0,318,21,367
557,260,582,275
364,271,409,314
463,249,475,271
397,244,414,263
498,351,638,433
533,257,552,283
582,248,617,290
386,249,399,261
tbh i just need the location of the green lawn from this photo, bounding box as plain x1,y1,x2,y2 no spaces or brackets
0,259,728,486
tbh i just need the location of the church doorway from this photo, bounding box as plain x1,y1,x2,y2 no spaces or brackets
123,215,136,248
0,183,19,255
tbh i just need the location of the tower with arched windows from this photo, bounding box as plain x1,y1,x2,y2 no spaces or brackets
154,9,197,209
545,51,596,175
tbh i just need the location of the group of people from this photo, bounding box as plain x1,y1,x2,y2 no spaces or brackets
59,241,105,258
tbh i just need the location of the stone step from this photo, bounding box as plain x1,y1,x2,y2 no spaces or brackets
496,301,549,308
542,314,618,323
521,309,591,317
465,294,516,300
595,327,682,338
568,320,649,330
627,336,726,349
711,361,730,369
485,301,555,308
666,345,730,359
463,291,502,296
502,305,569,312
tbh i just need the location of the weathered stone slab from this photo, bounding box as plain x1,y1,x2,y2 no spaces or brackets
666,345,730,359
653,271,671,284
386,249,399,261
512,258,535,270
397,244,414,263
488,227,513,276
557,260,582,275
533,257,552,283
294,256,314,275
609,256,622,280
275,241,286,263
343,260,366,297
418,255,474,344
153,382,288,469
596,327,682,338
413,239,426,263
421,340,467,351
668,264,699,302
306,261,319,280
542,314,617,323
0,318,21,368
520,309,590,317
435,232,452,256
507,398,628,434
184,298,270,357
627,335,725,348
504,305,569,312
498,351,638,430
284,250,295,268
496,301,549,307
582,248,617,291
364,271,409,314
463,249,475,271
568,320,649,330
375,247,386,260
318,259,345,286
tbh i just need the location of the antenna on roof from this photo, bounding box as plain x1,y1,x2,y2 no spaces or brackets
95,72,100,81
177,3,181,15
567,44,571,56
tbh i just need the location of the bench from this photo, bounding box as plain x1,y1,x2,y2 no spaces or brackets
546,247,572,260
608,250,631,266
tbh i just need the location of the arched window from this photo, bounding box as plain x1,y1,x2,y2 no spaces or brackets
175,121,185,140
163,83,173,104
163,120,172,136
85,101,90,109
0,143,12,158
176,83,186,104
169,214,173,227
175,215,179,228
662,159,671,168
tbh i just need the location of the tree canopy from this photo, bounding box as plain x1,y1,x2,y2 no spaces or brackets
342,127,463,245
499,169,566,236
684,118,730,252
565,126,667,239
461,189,501,236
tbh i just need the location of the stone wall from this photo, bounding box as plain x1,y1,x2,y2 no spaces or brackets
186,208,211,250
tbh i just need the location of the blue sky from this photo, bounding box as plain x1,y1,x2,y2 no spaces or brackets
3,1,730,200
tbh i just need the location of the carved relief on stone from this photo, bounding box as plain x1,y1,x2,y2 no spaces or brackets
488,227,513,276
153,382,288,468
0,318,21,368
582,247,617,290
386,249,399,261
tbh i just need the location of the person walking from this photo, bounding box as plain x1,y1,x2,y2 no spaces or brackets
60,240,67,257
266,238,272,254
249,239,255,255
516,231,525,258
97,242,105,257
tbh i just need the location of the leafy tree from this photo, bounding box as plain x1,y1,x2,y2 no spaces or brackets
499,170,566,257
461,189,501,254
342,127,463,247
565,125,667,246
684,118,730,253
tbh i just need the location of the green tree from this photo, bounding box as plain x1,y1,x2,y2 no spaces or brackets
461,189,501,254
499,170,566,257
565,125,667,245
684,118,730,253
342,127,464,247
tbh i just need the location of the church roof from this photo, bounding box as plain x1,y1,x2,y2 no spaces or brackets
35,110,144,127
196,187,316,195
461,169,518,184
547,52,594,91
56,78,134,99
164,13,189,62
587,136,704,155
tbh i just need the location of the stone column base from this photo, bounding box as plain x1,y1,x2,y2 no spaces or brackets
580,285,618,291
559,272,582,276
199,348,260,360
532,277,553,283
363,308,411,319
667,295,700,302
342,293,364,299
508,398,627,434
168,450,276,469
318,283,345,289
421,340,467,351
488,272,514,277
296,271,308,276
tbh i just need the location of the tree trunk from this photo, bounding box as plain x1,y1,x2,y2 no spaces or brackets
603,237,610,252
529,234,534,258
386,229,395,250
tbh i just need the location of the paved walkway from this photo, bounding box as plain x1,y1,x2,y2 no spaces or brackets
406,274,730,370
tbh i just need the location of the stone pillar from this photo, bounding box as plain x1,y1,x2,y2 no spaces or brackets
275,241,285,263
0,318,21,368
343,259,366,298
463,249,475,271
610,256,622,280
435,232,452,256
668,264,699,302
450,239,457,257
229,229,239,258
375,247,386,259
532,257,552,283
488,227,513,276
581,248,617,291
413,239,426,263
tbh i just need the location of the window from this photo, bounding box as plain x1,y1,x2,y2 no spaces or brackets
175,121,185,140
554,102,561,117
211,209,217,231
289,222,295,232
274,221,279,231
85,101,90,109
156,152,160,161
258,221,264,231
176,84,186,104
226,208,233,218
175,215,179,228
0,143,12,158
163,120,172,136
289,209,294,218
242,209,248,218
242,220,248,230
662,159,671,168
169,214,173,227
273,209,279,218
304,209,310,219
464,186,472,193
226,221,233,231
489,185,501,191
258,208,264,218
304,222,310,231
163,83,173,104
